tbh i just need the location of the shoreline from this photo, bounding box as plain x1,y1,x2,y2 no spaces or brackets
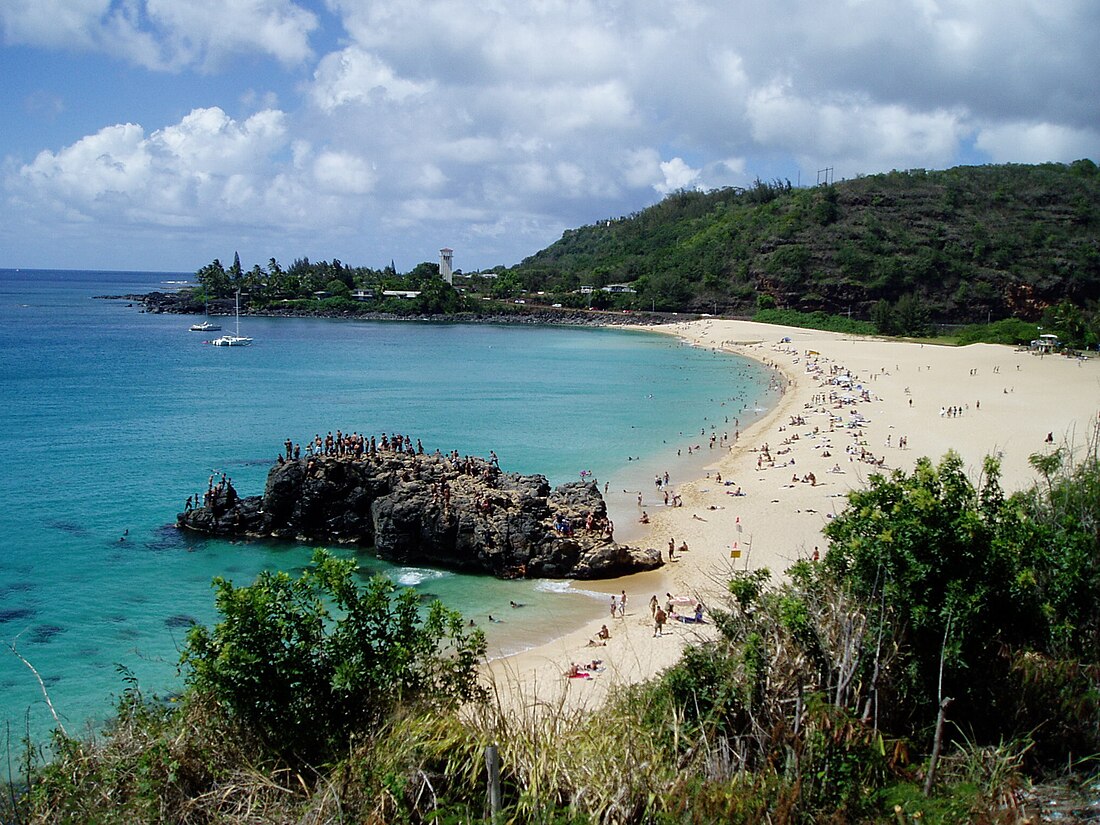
485,318,1100,711
100,290,675,329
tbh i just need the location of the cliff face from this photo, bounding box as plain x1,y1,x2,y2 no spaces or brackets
177,452,662,580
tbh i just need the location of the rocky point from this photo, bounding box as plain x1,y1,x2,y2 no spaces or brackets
177,451,663,580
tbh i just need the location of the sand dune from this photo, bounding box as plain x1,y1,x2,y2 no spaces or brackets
486,319,1099,710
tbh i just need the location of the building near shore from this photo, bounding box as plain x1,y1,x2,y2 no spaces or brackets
440,248,454,284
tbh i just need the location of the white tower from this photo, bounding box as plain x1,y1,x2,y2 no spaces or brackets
440,247,454,284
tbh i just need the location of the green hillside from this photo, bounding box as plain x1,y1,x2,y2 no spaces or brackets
507,161,1100,324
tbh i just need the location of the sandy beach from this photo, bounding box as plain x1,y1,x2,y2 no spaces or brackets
486,318,1100,711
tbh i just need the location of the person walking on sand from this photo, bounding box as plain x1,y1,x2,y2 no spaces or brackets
654,605,667,637
649,594,659,617
619,590,628,617
610,595,618,619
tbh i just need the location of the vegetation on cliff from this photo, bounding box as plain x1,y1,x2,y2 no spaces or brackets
9,433,1100,823
505,161,1100,333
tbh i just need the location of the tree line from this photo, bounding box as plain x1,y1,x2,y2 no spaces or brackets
193,253,464,315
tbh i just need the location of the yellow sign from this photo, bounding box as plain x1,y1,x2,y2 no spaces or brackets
730,549,742,558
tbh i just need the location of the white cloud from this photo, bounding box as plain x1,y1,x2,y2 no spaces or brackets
147,0,316,68
975,121,1100,165
487,81,636,136
310,46,432,112
622,148,662,189
0,0,317,70
747,82,969,173
655,158,701,195
414,164,447,190
20,122,151,203
313,151,375,195
154,108,287,175
15,107,311,228
1,0,118,50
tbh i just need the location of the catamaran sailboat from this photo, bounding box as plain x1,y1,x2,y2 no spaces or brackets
209,292,252,346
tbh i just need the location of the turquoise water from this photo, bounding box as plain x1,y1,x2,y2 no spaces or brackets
0,269,776,745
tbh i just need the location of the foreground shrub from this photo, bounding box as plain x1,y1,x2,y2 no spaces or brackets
181,548,487,767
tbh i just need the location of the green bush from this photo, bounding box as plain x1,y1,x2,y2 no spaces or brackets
955,317,1038,345
181,549,486,766
752,308,877,335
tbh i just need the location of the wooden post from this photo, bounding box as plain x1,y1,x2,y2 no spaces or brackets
485,744,501,822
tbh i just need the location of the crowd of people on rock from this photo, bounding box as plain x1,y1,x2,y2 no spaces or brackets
184,473,238,517
289,430,427,460
188,431,506,515
278,431,510,484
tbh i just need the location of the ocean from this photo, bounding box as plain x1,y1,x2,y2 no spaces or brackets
0,269,778,746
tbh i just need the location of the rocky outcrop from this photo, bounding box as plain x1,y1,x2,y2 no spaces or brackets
177,452,663,580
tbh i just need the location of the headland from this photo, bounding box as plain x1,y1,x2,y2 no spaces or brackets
177,439,663,580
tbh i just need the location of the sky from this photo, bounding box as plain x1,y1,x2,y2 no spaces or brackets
1,0,1097,274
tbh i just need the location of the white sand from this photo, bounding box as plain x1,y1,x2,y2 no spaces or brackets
486,319,1100,711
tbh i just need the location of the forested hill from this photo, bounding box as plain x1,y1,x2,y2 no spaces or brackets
508,161,1100,324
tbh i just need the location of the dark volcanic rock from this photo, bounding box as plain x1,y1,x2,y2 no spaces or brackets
177,452,662,580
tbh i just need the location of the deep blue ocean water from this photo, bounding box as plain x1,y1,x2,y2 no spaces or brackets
0,269,776,745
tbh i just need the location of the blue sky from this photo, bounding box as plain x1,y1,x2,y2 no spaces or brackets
1,0,1097,274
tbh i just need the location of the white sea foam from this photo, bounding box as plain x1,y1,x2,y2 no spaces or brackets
533,579,572,593
394,567,451,587
533,579,607,601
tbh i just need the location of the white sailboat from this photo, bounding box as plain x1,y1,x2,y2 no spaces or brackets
209,292,252,346
190,301,221,332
